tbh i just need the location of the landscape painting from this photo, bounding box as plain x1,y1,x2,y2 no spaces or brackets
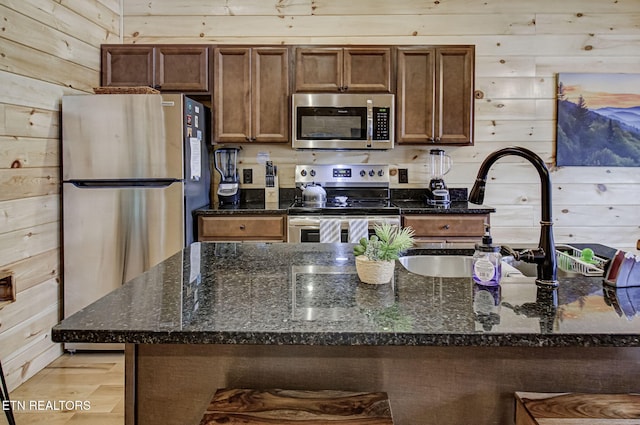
556,73,640,166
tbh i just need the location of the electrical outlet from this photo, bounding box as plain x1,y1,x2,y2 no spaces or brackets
243,169,253,184
0,271,15,303
398,168,409,184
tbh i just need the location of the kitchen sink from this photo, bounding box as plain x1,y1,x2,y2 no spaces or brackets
398,255,574,279
400,244,609,280
398,255,473,278
501,258,578,278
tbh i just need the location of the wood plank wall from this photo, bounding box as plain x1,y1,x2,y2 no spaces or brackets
0,0,121,391
124,0,640,253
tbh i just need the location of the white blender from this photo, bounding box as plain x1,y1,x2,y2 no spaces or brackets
427,148,452,205
214,147,241,205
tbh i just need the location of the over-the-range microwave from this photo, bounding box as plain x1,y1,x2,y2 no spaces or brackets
292,93,394,150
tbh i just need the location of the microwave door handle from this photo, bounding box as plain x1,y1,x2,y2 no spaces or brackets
366,99,373,147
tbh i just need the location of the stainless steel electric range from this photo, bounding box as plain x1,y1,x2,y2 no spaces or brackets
287,164,401,243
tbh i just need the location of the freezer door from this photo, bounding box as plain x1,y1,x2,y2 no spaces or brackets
162,93,212,244
62,181,184,349
62,94,183,180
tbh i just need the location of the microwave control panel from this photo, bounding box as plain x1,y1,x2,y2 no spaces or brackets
373,107,390,140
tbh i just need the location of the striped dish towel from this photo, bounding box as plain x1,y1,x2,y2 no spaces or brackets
319,219,342,243
348,219,369,243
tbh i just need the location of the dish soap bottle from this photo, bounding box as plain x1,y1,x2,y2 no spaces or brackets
472,225,502,286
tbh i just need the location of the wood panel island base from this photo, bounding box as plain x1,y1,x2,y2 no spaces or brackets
127,344,640,425
52,243,640,425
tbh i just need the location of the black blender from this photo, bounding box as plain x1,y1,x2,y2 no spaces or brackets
214,147,241,205
427,148,453,205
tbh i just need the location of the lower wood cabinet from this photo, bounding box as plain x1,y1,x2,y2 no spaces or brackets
198,215,286,242
403,214,489,242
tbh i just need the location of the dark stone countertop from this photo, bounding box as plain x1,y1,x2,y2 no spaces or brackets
195,200,291,215
391,200,494,214
195,200,494,215
52,242,639,347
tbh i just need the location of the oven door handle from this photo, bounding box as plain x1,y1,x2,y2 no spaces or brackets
288,216,400,227
366,99,373,148
288,217,349,227
288,217,323,227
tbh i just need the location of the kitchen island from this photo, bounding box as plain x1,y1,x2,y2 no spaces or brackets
52,242,640,425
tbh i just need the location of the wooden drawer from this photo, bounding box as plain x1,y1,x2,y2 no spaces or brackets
198,215,286,241
403,214,488,239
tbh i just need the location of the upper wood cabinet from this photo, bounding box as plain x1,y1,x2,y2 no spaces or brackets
213,47,289,143
396,46,474,145
101,45,210,92
295,47,392,93
101,45,154,87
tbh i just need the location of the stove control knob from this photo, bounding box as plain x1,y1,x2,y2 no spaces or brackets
310,169,316,177
300,169,307,177
378,169,384,177
369,169,375,177
360,170,366,177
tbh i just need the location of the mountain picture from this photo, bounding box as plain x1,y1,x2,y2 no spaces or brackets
556,73,640,167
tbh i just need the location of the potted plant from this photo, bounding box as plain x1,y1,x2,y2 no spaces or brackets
353,223,415,285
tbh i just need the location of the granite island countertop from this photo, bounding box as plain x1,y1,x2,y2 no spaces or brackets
52,242,639,347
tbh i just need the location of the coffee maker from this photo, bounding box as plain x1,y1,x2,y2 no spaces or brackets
427,148,452,205
214,147,241,205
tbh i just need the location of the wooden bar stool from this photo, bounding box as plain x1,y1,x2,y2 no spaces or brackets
515,392,640,424
1,360,16,425
199,388,394,424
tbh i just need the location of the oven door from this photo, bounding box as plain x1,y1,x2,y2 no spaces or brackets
287,216,401,243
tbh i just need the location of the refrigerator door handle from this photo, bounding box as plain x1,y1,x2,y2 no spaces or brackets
68,179,181,188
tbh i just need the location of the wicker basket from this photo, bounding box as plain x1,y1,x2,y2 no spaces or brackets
356,256,395,285
93,86,160,94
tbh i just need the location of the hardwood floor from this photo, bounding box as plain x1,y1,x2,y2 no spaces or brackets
7,352,124,425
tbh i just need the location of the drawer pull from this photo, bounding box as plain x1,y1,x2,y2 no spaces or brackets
442,224,450,230
239,224,246,230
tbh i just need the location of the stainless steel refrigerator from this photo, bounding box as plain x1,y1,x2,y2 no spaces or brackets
61,93,210,350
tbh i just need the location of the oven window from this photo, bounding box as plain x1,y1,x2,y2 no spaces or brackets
299,228,376,243
296,107,366,140
300,229,349,243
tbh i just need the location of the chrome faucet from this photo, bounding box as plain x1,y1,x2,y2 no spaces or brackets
469,147,558,287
